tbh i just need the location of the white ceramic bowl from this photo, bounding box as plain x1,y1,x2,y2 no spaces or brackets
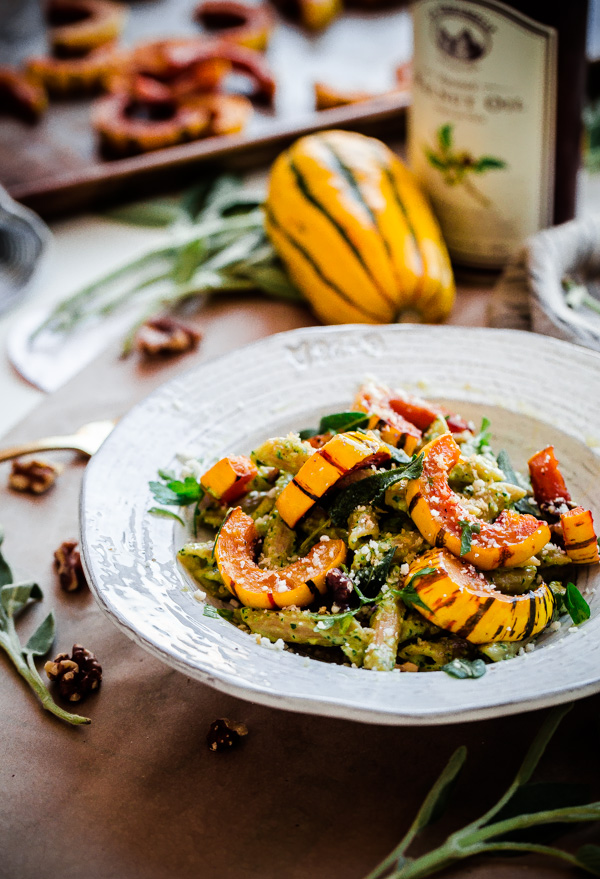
80,325,600,725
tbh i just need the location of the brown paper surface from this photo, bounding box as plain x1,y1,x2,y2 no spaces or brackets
1,295,598,879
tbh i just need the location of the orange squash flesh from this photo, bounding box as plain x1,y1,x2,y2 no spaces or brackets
200,455,257,502
353,385,421,453
276,430,390,527
388,393,443,432
561,506,600,564
405,433,551,570
528,446,572,508
214,507,346,608
405,548,555,643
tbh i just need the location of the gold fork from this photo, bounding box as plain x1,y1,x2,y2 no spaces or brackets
0,420,115,463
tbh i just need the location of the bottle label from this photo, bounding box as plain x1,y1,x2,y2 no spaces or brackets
409,0,558,268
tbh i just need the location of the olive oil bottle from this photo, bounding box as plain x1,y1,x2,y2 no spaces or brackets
408,0,589,271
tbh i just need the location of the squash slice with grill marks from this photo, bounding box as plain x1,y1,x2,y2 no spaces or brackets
264,130,455,326
276,430,390,527
406,433,551,570
405,548,555,643
214,506,346,608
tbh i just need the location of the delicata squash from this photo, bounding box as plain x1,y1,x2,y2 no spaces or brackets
264,130,455,326
171,380,597,672
406,433,551,570
276,430,390,527
405,549,555,643
214,507,346,608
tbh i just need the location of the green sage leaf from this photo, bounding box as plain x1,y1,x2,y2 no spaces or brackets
329,456,423,527
1,582,42,617
442,657,486,679
0,525,13,588
353,547,396,599
413,745,467,830
563,582,591,626
319,411,370,434
24,612,55,656
103,199,185,227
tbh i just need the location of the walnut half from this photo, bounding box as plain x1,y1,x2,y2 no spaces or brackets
54,540,86,592
136,317,201,357
9,459,59,494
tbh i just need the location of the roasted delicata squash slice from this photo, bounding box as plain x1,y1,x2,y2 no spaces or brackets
276,431,390,527
561,506,600,564
406,434,551,570
200,454,257,502
528,446,572,509
214,507,346,608
354,383,421,454
405,548,555,643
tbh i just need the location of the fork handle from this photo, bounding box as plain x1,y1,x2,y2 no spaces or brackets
0,438,80,463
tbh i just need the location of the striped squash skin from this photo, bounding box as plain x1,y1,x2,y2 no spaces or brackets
276,430,390,527
387,157,455,321
214,507,346,609
314,130,424,310
266,154,394,323
406,433,551,570
406,548,555,643
561,506,600,564
265,130,455,325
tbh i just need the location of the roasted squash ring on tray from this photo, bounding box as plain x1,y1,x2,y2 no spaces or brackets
92,92,212,155
46,0,127,56
0,67,48,122
195,0,275,52
26,44,122,96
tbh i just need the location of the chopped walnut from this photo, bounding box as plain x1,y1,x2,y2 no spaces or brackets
54,540,86,592
206,717,248,752
45,644,102,702
136,317,201,357
9,458,59,494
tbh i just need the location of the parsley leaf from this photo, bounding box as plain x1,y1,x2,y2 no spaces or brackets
472,417,492,453
148,507,185,525
394,566,438,612
562,582,591,626
149,475,204,506
442,658,487,679
459,520,481,556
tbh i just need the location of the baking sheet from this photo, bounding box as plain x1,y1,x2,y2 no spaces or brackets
0,0,412,216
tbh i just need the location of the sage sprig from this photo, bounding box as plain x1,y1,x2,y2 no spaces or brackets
363,704,600,879
28,175,302,352
0,527,89,726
